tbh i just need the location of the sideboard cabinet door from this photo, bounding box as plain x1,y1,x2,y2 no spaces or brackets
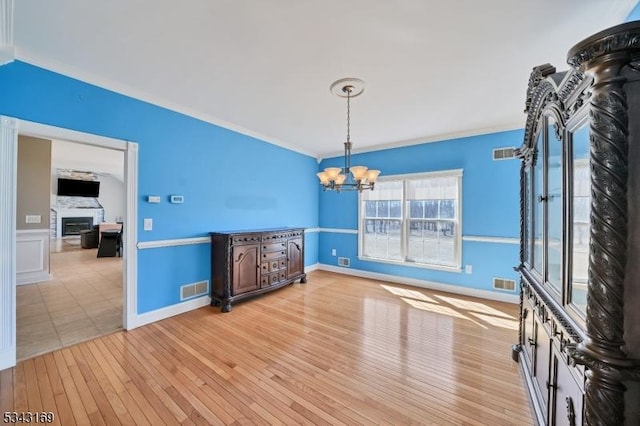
287,237,304,278
231,244,259,295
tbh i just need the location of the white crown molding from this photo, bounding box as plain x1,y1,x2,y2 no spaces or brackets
318,120,525,160
14,48,319,159
11,49,523,162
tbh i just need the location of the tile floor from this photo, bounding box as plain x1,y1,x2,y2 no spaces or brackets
16,237,123,361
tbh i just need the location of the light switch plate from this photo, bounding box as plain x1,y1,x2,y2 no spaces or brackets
143,218,153,231
25,215,41,224
170,195,184,204
148,195,161,203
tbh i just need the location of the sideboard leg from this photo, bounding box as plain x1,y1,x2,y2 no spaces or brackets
300,274,307,284
221,302,232,313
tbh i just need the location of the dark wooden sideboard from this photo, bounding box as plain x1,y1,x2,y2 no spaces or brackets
210,228,306,312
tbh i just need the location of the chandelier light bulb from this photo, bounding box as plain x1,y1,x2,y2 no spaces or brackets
324,167,342,180
350,166,368,181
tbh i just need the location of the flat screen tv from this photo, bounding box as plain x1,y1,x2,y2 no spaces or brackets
57,178,100,197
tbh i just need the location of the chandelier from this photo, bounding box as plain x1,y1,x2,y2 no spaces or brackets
316,78,380,192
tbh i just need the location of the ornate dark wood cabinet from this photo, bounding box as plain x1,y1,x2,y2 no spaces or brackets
513,21,640,425
210,228,306,312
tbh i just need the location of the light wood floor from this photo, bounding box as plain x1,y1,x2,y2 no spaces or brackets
1,270,532,425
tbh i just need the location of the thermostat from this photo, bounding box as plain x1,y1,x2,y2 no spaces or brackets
170,195,184,204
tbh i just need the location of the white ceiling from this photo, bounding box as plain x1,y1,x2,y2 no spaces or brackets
51,140,124,182
13,1,638,159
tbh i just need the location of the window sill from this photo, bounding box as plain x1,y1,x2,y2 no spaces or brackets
357,256,462,273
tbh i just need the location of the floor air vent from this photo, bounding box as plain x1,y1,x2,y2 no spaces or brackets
492,147,516,160
493,277,516,291
181,280,209,300
338,257,350,267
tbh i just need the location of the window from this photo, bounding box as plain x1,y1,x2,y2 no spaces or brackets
359,170,462,271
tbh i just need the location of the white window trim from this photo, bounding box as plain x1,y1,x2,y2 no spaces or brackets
358,169,463,272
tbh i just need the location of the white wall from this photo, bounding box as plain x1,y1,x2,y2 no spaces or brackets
97,174,124,222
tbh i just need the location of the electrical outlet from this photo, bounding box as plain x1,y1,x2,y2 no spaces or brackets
25,215,41,224
143,218,153,231
465,264,473,274
331,248,337,256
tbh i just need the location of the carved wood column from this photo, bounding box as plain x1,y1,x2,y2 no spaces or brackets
567,23,640,426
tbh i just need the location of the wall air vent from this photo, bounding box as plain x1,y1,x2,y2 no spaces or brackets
338,257,351,267
492,147,516,160
493,277,516,291
180,280,209,301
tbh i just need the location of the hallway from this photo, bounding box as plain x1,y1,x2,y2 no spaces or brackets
16,238,123,361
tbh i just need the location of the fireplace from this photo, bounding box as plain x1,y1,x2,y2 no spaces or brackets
61,217,93,236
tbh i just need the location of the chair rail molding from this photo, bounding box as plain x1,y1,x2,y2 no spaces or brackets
0,115,17,370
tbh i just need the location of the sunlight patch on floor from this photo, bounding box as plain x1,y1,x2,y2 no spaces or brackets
379,283,517,330
433,294,514,319
468,312,519,330
380,284,436,303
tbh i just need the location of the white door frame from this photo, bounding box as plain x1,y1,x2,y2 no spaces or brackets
0,116,138,370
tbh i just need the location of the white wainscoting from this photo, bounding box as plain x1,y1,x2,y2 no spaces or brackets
16,229,50,285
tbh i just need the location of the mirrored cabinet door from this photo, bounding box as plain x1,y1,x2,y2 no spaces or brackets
533,131,544,276
569,121,590,318
546,116,563,294
523,166,532,267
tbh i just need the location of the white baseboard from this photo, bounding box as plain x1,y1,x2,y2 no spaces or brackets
128,261,515,332
305,263,320,272
17,272,52,286
130,266,319,329
317,264,519,304
131,296,212,329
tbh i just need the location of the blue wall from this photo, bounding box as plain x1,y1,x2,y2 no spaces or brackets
0,61,319,314
626,1,640,21
317,130,523,294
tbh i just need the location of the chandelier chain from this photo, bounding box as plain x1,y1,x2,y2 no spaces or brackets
346,87,351,143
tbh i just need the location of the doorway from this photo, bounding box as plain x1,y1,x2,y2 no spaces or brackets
0,116,138,370
16,138,126,360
